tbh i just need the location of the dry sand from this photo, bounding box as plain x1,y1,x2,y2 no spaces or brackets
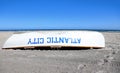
0,31,120,73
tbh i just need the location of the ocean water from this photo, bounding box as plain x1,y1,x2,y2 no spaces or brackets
0,29,120,32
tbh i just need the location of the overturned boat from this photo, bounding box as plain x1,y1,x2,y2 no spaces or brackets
2,31,105,49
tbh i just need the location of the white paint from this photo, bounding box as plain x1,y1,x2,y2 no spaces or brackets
2,31,105,48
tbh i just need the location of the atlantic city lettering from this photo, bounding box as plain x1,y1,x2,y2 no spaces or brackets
28,37,81,44
28,38,44,44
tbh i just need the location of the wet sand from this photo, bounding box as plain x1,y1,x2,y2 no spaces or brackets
0,31,120,73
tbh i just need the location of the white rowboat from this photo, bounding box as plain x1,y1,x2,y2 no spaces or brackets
2,31,105,49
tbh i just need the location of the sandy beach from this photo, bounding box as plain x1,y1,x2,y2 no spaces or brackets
0,31,120,73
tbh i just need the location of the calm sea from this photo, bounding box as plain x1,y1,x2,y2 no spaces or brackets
0,29,120,32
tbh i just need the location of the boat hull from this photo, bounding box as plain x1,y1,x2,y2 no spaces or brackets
2,31,105,49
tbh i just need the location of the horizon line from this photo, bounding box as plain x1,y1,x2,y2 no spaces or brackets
0,29,120,31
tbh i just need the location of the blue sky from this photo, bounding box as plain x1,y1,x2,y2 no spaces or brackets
0,0,120,30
